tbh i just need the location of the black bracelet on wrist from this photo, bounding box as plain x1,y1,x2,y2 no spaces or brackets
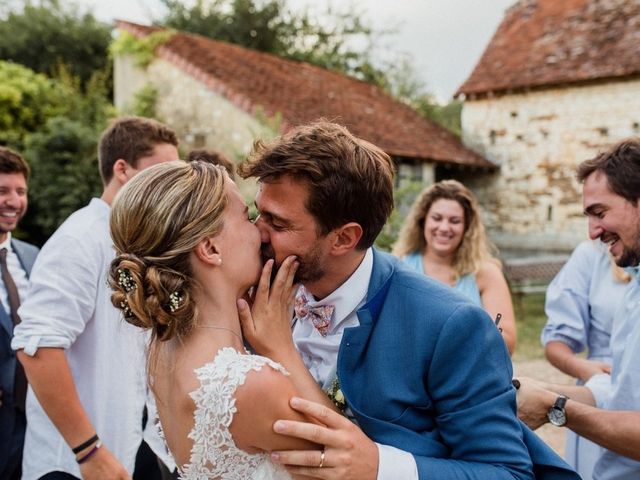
77,441,102,464
72,434,99,454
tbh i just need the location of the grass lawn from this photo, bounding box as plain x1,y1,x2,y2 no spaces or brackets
512,293,548,361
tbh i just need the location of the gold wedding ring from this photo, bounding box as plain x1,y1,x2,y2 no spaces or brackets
318,449,325,468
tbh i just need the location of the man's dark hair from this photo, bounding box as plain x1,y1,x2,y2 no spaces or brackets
238,120,395,249
98,116,178,185
187,149,235,179
577,138,640,205
0,146,30,180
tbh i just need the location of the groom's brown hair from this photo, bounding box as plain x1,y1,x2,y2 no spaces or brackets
238,120,395,249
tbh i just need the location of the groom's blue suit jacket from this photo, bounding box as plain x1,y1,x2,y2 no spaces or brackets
336,250,578,479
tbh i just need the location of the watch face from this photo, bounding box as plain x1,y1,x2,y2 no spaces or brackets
548,407,567,426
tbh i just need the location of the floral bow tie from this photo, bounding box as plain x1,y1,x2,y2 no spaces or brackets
294,286,335,336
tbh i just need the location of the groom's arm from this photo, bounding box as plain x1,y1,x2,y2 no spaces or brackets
410,304,535,479
270,397,417,480
271,397,531,480
273,306,539,480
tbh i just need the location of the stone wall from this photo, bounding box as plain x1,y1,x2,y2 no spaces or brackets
115,55,276,161
113,54,148,114
114,54,277,198
460,79,640,254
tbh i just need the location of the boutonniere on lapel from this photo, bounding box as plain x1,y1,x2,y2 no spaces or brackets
326,377,347,414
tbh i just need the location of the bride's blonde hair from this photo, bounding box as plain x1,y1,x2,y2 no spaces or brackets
108,161,228,379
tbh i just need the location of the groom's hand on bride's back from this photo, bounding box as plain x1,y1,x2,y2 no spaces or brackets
270,397,379,480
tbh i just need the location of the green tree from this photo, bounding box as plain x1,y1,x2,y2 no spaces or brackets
53,63,115,129
0,0,111,86
0,60,68,147
374,181,423,252
415,97,462,138
376,57,462,137
158,0,461,135
21,117,103,245
158,0,389,82
130,84,159,119
0,60,113,244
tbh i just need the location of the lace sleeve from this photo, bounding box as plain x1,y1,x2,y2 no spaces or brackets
179,347,290,480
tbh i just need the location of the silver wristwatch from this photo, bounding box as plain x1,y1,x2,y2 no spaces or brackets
547,395,568,427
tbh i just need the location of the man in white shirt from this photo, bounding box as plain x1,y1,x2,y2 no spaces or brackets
517,138,640,479
0,147,39,480
13,117,179,480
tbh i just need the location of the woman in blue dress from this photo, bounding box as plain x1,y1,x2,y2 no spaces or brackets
393,180,516,354
541,240,631,479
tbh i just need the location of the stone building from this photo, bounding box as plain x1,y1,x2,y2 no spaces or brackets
456,0,640,255
114,20,493,194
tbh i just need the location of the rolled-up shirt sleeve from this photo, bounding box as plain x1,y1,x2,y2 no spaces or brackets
541,242,595,352
12,233,101,356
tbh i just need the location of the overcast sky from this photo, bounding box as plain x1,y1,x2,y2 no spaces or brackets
77,0,516,101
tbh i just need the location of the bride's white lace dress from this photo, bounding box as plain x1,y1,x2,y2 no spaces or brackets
177,347,293,479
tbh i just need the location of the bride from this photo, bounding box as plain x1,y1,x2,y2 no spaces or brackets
108,160,335,479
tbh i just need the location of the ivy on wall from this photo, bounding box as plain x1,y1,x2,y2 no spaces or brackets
130,84,159,119
109,30,176,67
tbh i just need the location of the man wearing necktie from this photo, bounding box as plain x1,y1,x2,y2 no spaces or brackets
0,147,39,480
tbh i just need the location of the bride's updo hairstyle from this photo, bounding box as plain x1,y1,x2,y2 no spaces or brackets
109,160,227,342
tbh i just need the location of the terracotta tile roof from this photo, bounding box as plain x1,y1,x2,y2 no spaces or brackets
117,20,494,169
457,0,640,98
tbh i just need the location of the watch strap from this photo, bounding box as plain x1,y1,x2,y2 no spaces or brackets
554,394,568,409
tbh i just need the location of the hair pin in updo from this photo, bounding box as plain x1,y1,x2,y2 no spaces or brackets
119,300,134,318
168,291,183,313
118,268,136,292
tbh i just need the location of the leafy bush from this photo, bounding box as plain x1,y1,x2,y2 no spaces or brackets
109,30,176,67
0,61,68,146
0,61,113,245
0,0,111,86
375,181,424,252
21,117,103,245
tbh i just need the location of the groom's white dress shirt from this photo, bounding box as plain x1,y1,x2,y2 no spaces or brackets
293,248,418,479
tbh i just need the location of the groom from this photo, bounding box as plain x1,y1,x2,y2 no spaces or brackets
238,121,578,479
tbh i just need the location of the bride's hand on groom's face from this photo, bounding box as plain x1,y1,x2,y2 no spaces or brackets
239,256,299,359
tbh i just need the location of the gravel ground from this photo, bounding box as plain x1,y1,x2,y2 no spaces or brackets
512,358,575,456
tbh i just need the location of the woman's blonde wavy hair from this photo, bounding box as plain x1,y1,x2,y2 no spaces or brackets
392,180,499,279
